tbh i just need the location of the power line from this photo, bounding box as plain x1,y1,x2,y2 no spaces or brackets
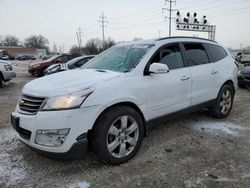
98,12,108,44
162,0,177,37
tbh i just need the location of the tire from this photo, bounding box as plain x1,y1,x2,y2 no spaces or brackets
210,84,234,118
0,74,2,87
90,105,144,165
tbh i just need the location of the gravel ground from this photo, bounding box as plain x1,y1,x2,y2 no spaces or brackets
1,63,250,188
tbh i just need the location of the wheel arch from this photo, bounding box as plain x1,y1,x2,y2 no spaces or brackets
88,101,147,140
222,79,235,94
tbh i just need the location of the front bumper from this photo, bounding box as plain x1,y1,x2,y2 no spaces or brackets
11,105,102,159
2,71,16,82
27,138,88,160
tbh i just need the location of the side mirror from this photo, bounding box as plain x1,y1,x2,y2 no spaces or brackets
149,63,169,74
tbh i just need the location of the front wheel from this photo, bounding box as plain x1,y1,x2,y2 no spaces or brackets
210,84,234,118
90,106,144,165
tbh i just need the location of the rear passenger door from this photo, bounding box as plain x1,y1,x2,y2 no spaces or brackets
182,42,219,106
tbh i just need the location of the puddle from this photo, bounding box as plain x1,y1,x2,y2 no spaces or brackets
68,181,90,188
188,121,249,136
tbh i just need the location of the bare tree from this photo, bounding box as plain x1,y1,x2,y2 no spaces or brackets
4,35,19,46
83,38,103,55
102,37,116,51
70,38,116,55
69,45,83,54
133,37,142,41
24,34,49,49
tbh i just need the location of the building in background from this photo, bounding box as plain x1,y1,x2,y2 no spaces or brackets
0,45,47,59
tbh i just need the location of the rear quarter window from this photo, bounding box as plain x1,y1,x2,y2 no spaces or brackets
204,43,228,62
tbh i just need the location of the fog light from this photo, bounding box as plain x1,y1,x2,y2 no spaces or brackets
35,128,70,147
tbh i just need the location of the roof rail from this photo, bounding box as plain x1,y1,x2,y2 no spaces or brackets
156,36,217,43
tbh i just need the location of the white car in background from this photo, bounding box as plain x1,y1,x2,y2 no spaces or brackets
11,37,238,164
0,60,16,87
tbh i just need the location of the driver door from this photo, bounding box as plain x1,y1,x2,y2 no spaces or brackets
144,43,192,120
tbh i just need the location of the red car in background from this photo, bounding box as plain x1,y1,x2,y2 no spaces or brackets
28,54,80,76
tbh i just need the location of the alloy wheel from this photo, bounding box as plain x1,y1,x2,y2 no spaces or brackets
106,116,139,158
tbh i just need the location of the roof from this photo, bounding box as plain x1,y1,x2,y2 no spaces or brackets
156,36,217,43
117,36,217,47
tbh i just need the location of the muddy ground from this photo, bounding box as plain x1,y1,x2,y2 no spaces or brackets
0,63,250,188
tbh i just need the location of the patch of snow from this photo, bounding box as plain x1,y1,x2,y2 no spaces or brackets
69,181,90,188
0,127,27,186
189,121,248,136
0,127,16,144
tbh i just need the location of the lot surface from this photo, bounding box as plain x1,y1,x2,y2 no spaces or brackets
0,63,250,188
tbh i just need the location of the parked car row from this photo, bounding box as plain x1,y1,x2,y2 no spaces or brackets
236,50,250,64
44,55,95,75
11,37,238,164
0,60,16,87
238,63,250,89
28,53,81,76
17,55,36,61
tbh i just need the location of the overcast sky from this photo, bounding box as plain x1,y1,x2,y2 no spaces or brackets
0,0,250,52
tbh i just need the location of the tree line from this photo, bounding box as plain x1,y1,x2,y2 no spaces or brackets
0,34,116,55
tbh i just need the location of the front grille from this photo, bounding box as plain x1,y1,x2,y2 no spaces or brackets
18,94,46,115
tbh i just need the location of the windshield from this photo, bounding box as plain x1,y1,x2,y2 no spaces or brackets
66,56,83,66
46,55,60,62
82,44,153,72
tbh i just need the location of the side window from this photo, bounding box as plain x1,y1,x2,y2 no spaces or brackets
204,44,227,62
184,43,210,66
150,44,184,70
76,59,89,67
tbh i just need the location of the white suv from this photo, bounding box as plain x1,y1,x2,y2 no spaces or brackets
11,37,238,164
0,60,16,87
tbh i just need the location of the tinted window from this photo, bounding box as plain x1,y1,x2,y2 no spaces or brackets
76,58,89,67
150,44,184,70
184,43,209,66
204,44,227,62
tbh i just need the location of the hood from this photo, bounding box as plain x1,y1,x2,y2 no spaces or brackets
22,69,122,97
0,60,11,65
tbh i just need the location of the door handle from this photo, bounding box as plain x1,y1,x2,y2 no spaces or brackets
181,76,190,81
211,70,218,74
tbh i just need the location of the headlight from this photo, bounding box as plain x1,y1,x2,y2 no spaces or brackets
35,128,70,147
4,64,12,71
42,89,93,110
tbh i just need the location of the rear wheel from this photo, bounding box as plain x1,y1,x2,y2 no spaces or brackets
210,84,234,118
90,106,144,165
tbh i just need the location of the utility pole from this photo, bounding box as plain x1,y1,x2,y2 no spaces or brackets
162,0,177,37
158,30,161,38
98,12,108,46
76,27,83,49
